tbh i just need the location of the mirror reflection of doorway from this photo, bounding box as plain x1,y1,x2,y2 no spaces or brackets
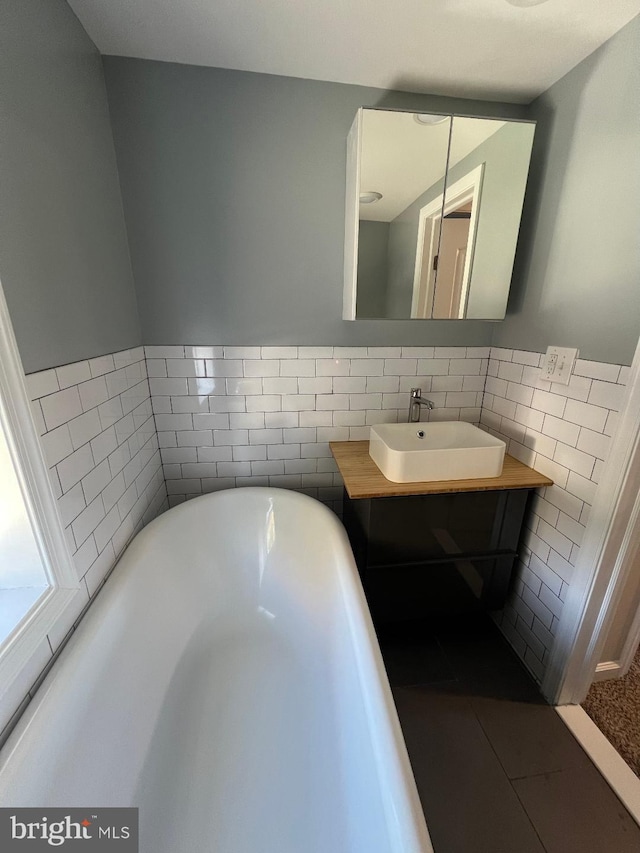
433,202,472,319
411,163,484,318
411,200,442,318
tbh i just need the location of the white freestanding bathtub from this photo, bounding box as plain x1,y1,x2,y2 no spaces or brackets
0,488,432,853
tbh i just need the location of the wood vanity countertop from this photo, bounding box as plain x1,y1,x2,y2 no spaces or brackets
330,440,553,499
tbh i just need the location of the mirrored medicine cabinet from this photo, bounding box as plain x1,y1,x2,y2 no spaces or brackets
343,108,535,321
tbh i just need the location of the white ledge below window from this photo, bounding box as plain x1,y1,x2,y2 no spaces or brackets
0,588,49,644
0,278,81,735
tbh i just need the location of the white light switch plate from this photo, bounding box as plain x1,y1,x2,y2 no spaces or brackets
542,346,578,384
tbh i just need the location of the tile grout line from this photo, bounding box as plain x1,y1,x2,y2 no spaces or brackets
508,775,553,853
468,699,552,853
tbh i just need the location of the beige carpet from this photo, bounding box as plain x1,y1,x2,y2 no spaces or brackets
582,644,640,777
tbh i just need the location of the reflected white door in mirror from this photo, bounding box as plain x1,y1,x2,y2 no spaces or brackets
412,165,483,319
343,108,535,321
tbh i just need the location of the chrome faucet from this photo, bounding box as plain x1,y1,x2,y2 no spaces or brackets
408,388,434,423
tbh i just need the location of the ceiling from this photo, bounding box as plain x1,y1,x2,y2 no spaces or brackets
67,0,640,104
360,113,506,221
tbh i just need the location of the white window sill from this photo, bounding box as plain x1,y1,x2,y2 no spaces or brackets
0,587,80,733
0,587,49,644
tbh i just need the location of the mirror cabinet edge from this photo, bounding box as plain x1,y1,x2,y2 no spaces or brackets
343,108,363,321
342,107,537,323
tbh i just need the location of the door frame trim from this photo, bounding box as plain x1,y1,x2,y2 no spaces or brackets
543,335,640,705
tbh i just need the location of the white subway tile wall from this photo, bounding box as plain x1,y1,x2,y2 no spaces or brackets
480,348,627,682
25,347,167,635
4,341,628,738
1,347,168,743
145,345,489,514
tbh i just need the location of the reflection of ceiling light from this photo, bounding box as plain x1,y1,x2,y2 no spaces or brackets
360,191,383,204
505,0,549,6
414,114,448,126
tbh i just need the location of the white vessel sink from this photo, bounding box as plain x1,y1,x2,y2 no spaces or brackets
369,421,506,483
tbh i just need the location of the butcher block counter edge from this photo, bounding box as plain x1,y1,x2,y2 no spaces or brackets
330,440,553,499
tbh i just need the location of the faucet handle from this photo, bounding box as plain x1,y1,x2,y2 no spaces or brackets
410,387,421,398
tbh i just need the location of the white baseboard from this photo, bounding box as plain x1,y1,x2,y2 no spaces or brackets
557,704,640,825
592,660,622,682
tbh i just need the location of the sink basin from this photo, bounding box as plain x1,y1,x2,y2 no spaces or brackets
369,421,506,483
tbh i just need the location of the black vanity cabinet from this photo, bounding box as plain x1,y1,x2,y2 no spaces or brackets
331,441,552,623
343,488,532,621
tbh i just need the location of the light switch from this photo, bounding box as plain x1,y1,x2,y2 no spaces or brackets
541,346,578,385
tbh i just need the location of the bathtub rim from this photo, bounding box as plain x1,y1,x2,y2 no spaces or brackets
0,487,433,852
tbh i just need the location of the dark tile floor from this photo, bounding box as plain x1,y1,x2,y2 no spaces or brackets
376,614,640,853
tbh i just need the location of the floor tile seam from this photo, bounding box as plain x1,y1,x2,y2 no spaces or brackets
393,683,549,852
510,766,640,851
468,699,576,786
509,767,567,783
384,630,463,686
433,625,533,683
504,724,640,826
470,700,551,852
432,634,465,682
508,772,554,853
394,676,460,689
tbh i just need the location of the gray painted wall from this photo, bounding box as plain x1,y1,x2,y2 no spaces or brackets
0,0,141,374
373,119,534,321
386,176,446,319
448,121,535,320
103,58,526,347
493,14,640,365
356,222,389,317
